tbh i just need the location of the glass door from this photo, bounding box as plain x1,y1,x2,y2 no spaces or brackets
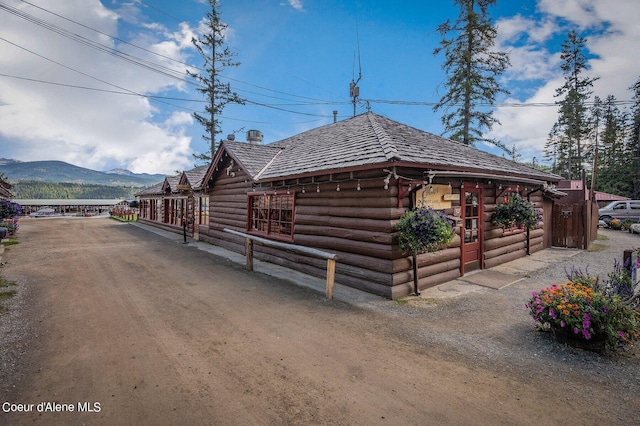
462,186,483,273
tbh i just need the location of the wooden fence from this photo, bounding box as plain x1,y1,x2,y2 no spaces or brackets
223,228,338,299
551,202,598,249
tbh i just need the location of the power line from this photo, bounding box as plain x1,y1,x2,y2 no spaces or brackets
1,2,194,85
2,2,634,124
10,0,344,105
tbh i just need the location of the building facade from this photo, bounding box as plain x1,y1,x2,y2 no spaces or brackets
192,113,563,298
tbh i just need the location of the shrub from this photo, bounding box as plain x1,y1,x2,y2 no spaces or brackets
608,219,622,230
0,200,21,220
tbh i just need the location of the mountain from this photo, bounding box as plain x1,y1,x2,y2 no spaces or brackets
0,160,165,187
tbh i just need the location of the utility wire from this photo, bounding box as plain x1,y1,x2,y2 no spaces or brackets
11,0,344,105
3,2,633,120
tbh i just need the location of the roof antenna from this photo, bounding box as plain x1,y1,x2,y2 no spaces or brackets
349,21,362,117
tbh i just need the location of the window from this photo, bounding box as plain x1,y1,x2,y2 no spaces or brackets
614,202,626,210
195,196,209,225
630,202,640,210
248,193,294,240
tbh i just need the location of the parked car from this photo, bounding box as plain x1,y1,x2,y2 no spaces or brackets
29,208,62,218
598,200,640,224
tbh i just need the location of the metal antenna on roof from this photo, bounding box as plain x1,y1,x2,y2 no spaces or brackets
349,21,362,117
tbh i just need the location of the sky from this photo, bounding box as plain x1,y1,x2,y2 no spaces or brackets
0,0,639,175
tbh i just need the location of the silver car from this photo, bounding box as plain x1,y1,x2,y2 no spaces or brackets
598,200,640,224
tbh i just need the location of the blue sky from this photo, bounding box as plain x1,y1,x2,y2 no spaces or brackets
0,0,638,175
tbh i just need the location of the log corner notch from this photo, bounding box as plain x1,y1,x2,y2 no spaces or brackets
397,177,412,208
223,228,339,299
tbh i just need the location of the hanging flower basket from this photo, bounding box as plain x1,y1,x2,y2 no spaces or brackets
396,207,455,295
397,207,455,255
492,193,540,230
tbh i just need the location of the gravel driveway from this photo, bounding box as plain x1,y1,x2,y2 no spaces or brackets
0,218,638,425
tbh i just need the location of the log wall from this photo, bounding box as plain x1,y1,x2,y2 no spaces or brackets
199,158,555,299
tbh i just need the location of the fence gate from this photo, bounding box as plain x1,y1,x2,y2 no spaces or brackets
552,203,586,249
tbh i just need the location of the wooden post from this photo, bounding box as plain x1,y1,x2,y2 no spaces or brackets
412,253,420,296
326,258,336,299
223,228,337,299
245,238,253,271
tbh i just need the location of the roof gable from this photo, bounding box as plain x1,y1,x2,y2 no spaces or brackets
181,165,209,190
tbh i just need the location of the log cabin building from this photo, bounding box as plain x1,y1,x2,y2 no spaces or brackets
136,165,209,238
138,112,564,299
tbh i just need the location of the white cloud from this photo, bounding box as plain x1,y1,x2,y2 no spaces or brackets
488,0,640,164
289,0,304,11
0,0,197,174
280,1,304,12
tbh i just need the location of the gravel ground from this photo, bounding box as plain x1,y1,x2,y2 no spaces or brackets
361,227,640,421
0,245,36,398
0,223,639,424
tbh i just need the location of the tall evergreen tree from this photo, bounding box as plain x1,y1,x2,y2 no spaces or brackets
433,0,510,148
188,0,243,162
545,30,597,179
630,77,640,198
595,95,629,195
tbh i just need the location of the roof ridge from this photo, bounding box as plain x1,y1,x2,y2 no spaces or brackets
367,113,400,161
253,148,285,181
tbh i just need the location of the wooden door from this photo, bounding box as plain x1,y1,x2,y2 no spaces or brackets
461,186,483,273
552,203,586,249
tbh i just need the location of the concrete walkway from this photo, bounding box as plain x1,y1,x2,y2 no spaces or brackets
420,247,581,299
130,221,586,305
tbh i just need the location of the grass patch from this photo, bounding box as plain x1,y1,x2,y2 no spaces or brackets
0,276,16,288
0,290,16,300
0,276,17,313
596,233,609,241
587,242,607,252
1,240,19,247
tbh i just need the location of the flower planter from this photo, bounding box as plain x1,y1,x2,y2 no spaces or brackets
551,326,607,353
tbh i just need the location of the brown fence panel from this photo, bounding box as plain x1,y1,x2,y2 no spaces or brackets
552,204,586,249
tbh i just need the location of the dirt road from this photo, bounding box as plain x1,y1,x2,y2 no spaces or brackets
1,218,638,425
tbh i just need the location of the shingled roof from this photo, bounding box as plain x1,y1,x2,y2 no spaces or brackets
182,165,209,190
217,112,561,183
134,181,163,197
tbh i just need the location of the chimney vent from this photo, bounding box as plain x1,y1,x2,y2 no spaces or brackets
247,129,263,145
227,134,235,141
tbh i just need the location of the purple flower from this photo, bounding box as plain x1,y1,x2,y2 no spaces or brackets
582,329,591,340
549,309,557,320
603,307,609,313
582,314,591,330
560,320,566,328
531,291,538,297
573,327,580,334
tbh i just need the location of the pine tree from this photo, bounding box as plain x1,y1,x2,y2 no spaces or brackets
595,95,629,195
630,77,640,199
546,30,597,179
188,0,243,162
433,0,510,148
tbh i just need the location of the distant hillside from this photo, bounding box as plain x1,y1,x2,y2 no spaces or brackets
12,181,138,199
0,159,165,187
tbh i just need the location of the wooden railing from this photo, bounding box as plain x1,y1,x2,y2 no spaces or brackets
223,229,338,299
